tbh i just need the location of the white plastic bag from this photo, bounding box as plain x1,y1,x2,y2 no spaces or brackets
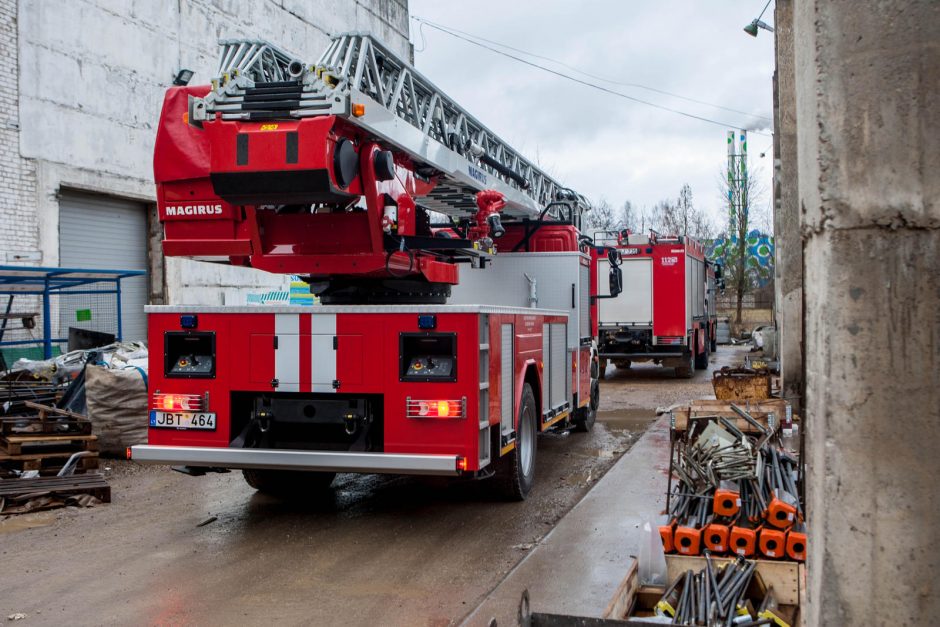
638,519,668,586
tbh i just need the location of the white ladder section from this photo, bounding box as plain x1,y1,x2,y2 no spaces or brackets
190,33,586,221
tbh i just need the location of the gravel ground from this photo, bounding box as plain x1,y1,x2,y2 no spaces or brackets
0,344,747,626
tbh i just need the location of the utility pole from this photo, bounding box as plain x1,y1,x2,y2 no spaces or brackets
727,130,749,326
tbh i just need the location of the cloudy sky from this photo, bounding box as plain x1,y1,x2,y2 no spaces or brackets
408,0,776,232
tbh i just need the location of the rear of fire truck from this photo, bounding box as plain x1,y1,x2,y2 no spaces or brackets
129,35,611,500
594,231,719,378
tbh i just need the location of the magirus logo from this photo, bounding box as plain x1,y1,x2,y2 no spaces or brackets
164,204,223,217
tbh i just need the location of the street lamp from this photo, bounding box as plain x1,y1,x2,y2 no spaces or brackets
744,19,775,36
173,69,194,86
744,0,775,37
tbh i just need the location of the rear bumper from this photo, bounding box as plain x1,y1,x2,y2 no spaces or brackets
129,445,461,476
599,351,685,359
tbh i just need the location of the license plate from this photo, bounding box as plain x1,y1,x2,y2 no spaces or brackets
149,410,216,430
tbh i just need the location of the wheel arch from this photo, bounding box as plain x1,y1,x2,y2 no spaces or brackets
520,360,541,429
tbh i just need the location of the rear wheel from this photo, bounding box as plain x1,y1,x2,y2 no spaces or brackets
573,378,599,432
695,330,710,369
495,383,538,500
675,347,695,379
242,469,336,497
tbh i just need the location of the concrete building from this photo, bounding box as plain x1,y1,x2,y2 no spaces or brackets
789,0,939,623
0,0,410,342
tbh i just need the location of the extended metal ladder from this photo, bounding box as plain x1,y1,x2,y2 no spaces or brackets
191,33,586,221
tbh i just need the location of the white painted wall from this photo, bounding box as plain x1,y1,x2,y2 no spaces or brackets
1,0,410,304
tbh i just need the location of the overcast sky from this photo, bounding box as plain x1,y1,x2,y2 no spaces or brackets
408,0,776,232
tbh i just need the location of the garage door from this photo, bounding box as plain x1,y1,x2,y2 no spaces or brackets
59,191,149,342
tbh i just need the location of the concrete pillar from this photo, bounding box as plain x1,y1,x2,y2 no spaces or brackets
772,0,803,411
794,1,939,624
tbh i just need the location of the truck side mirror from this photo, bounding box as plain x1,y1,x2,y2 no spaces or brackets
714,263,725,290
609,265,623,297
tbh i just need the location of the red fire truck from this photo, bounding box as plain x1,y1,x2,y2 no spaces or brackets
128,35,615,500
594,230,720,378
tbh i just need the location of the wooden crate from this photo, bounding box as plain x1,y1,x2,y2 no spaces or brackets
665,554,804,606
671,398,795,433
712,368,772,401
607,557,802,625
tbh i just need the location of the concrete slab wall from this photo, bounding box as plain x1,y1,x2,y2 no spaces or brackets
772,0,802,409
794,1,939,623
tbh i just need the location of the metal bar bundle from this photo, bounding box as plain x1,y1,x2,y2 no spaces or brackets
654,555,773,626
662,405,806,561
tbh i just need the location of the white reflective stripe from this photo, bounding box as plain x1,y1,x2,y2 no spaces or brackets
275,314,299,391
275,313,299,334
311,334,336,392
311,313,336,335
311,313,337,393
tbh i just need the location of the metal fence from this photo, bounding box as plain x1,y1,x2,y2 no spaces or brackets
0,266,145,368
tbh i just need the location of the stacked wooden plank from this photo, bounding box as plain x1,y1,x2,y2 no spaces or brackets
0,401,99,476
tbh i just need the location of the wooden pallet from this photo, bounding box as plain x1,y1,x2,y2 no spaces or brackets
0,416,93,437
0,450,99,475
0,433,98,456
0,401,93,437
0,473,111,503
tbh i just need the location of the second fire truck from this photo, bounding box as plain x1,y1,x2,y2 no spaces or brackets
129,34,618,500
595,230,720,378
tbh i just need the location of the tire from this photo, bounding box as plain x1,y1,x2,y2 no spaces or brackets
495,383,538,500
573,378,599,432
695,330,710,370
675,349,695,379
242,468,336,497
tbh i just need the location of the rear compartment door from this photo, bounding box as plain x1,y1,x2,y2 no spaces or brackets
598,257,653,326
247,313,361,392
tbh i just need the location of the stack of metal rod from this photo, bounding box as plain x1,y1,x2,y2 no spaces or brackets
653,553,787,626
661,404,805,561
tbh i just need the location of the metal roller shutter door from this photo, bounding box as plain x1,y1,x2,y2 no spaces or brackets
58,191,148,342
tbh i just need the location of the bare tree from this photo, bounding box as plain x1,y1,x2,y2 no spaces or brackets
584,198,618,233
715,164,771,324
619,200,639,232
646,184,716,241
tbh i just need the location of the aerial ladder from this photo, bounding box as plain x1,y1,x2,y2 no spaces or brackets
130,33,619,501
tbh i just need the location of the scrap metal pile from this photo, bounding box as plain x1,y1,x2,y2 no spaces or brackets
651,555,790,626
661,404,805,562
0,345,142,513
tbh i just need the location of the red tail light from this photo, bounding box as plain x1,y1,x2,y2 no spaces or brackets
406,397,466,419
153,392,205,411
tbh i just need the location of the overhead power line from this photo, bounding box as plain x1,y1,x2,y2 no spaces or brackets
411,15,773,137
412,16,771,125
